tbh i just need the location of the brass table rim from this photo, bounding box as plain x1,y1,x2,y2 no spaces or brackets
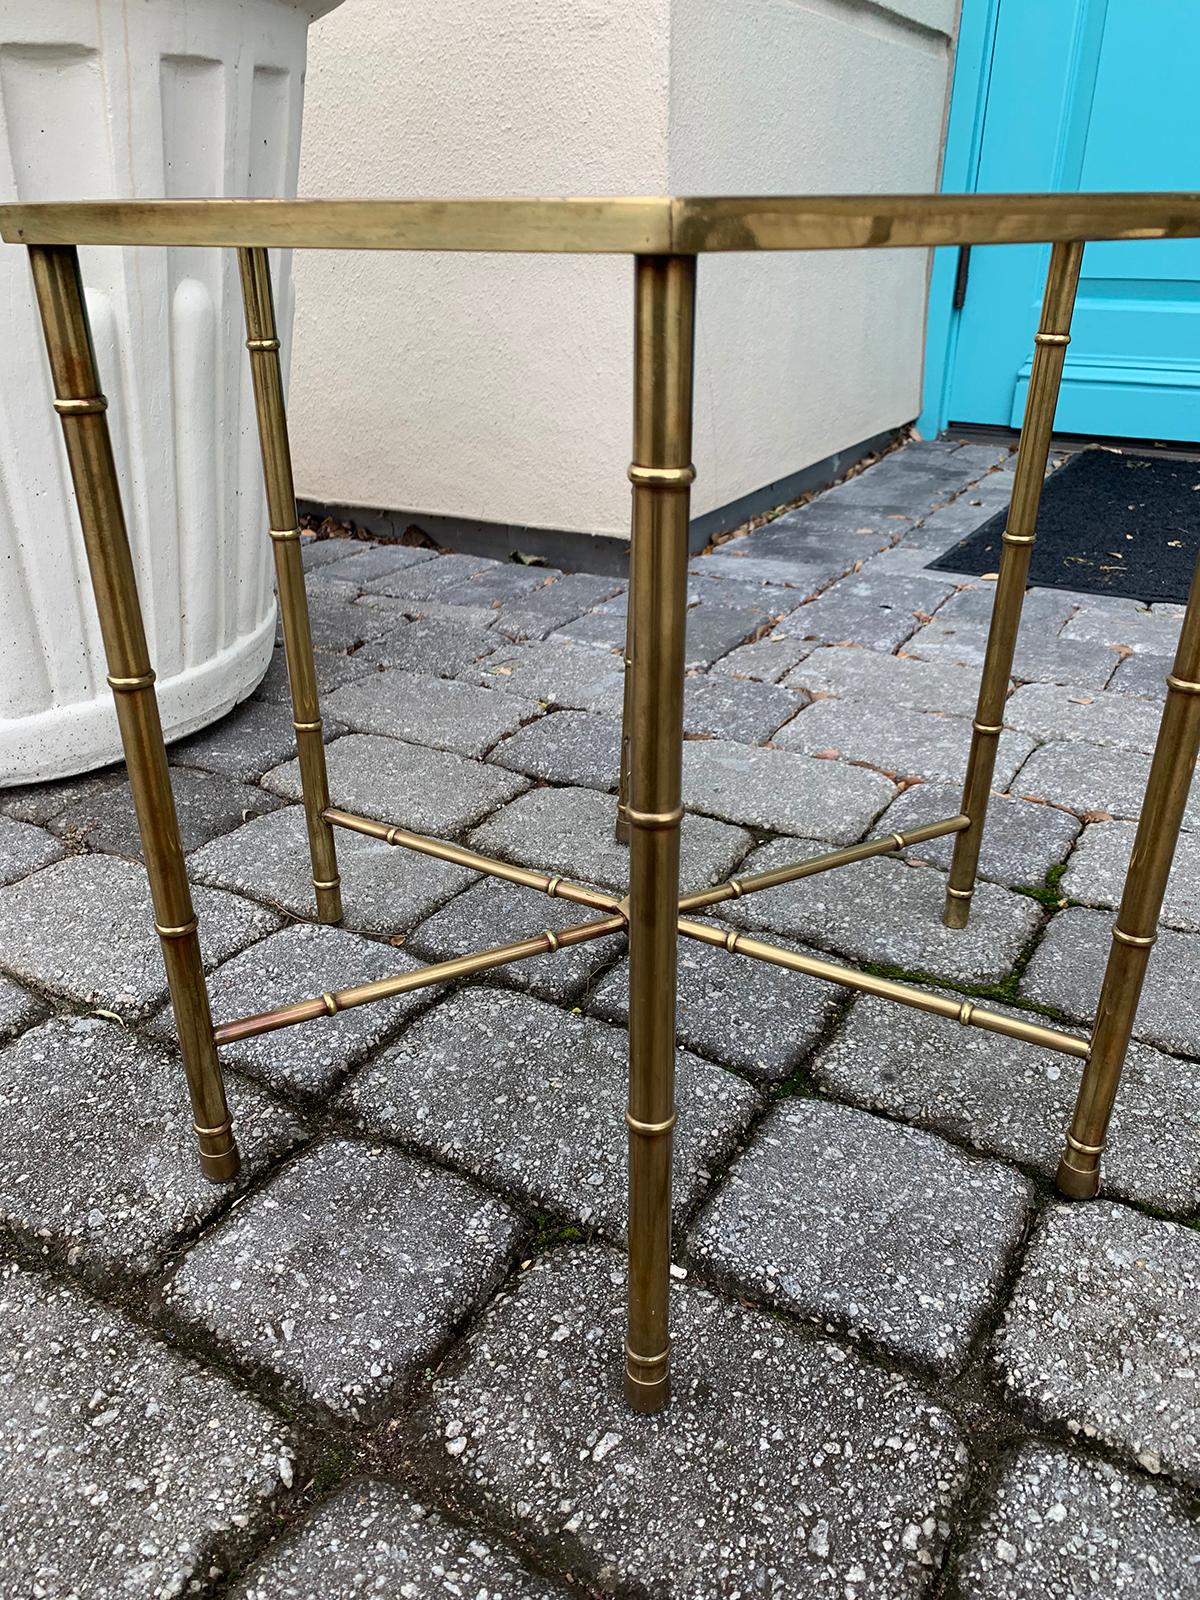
4,191,1200,255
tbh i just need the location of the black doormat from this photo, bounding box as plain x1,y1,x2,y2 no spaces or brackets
928,447,1200,604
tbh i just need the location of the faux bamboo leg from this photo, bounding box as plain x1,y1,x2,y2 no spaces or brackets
238,248,342,924
1057,556,1200,1198
624,254,696,1414
615,579,634,844
943,241,1083,928
27,245,238,1182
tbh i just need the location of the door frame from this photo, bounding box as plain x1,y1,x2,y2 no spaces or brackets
916,0,1004,438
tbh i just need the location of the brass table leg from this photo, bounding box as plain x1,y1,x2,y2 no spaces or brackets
27,245,238,1182
615,575,634,845
239,248,342,924
624,253,696,1414
1057,555,1200,1198
943,241,1083,928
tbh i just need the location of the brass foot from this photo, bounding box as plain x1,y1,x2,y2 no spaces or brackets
614,818,630,846
315,883,344,925
1055,1150,1100,1200
624,1367,670,1414
198,1136,241,1185
942,890,971,929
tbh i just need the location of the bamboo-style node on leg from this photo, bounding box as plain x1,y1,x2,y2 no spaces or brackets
1057,554,1200,1198
624,254,696,1415
238,246,343,925
27,244,238,1183
943,241,1084,929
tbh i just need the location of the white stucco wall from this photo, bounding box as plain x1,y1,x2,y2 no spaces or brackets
672,0,958,521
291,0,957,542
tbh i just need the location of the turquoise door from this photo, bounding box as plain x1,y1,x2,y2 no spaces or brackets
923,0,1200,442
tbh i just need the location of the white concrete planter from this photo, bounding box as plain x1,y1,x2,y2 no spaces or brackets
0,0,341,784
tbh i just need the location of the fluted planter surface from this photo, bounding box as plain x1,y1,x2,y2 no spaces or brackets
0,0,340,783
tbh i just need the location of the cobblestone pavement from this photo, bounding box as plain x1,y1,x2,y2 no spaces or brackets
3,438,1200,1597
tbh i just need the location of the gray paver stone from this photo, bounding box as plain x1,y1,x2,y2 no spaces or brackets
1013,739,1200,826
1003,682,1163,753
935,585,1079,635
436,566,550,610
745,522,907,577
1107,651,1173,700
588,929,842,1082
775,698,1034,788
189,805,476,935
690,549,838,590
0,974,45,1044
898,496,1001,551
252,644,375,704
182,923,432,1097
948,1442,1200,1600
0,1262,301,1598
1062,605,1183,655
489,711,622,792
996,1202,1200,1487
468,785,751,895
785,644,983,718
682,572,798,616
0,1016,305,1278
342,989,760,1238
679,601,767,668
314,542,437,587
416,1244,970,1598
404,600,516,632
907,621,1121,689
0,813,65,885
778,572,957,652
166,1138,520,1421
562,598,762,669
1021,905,1200,1057
301,534,372,568
760,482,916,527
263,733,528,834
549,608,628,651
813,991,1200,1216
493,572,625,642
681,672,801,743
355,615,500,678
832,441,997,505
0,766,123,827
471,637,627,711
681,739,896,842
51,765,282,857
879,783,1080,888
0,854,279,1017
407,877,624,1005
1061,819,1200,931
709,632,814,683
303,593,398,653
170,698,328,781
229,1477,567,1599
1012,635,1124,690
689,1099,1034,1373
363,551,500,603
724,840,1041,983
324,667,542,758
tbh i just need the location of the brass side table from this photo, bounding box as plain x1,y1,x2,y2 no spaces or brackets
5,192,1200,1414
